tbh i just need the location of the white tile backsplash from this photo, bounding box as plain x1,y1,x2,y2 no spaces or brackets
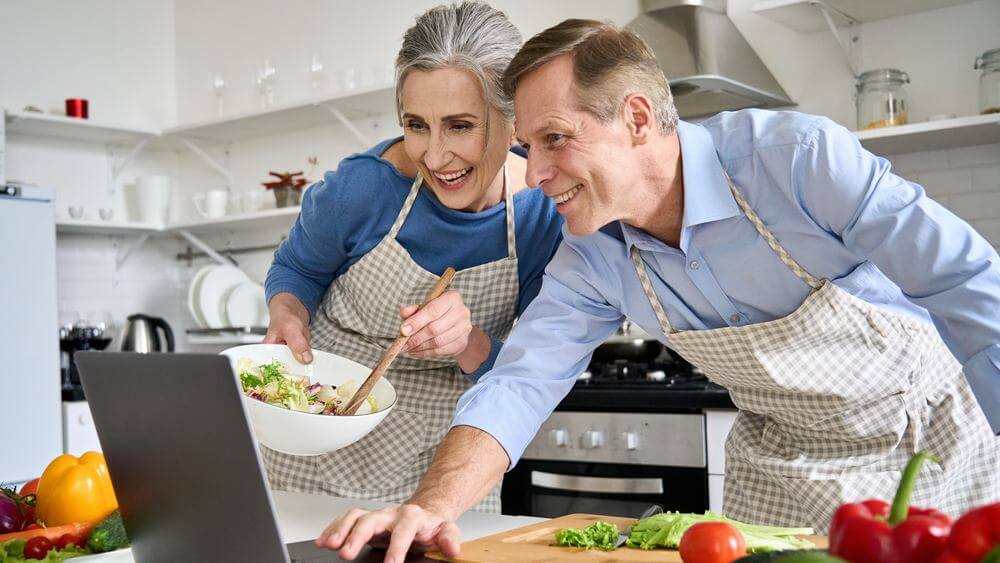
889,142,1000,250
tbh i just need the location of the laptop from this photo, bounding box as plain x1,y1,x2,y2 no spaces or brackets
76,352,411,563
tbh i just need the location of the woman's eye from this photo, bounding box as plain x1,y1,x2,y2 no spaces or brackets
449,122,471,131
406,122,427,131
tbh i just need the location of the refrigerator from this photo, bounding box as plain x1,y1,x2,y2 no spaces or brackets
0,182,62,483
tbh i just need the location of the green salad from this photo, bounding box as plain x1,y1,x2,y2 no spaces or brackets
237,358,378,415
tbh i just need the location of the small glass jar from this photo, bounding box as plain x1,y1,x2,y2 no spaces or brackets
856,68,910,131
975,48,1000,115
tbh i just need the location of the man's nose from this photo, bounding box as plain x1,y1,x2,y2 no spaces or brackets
525,152,553,189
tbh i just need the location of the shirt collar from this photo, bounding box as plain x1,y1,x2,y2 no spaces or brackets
620,120,740,253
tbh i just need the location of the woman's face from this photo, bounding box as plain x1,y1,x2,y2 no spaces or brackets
399,67,513,213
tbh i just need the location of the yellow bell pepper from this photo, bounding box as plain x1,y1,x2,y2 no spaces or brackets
36,451,119,526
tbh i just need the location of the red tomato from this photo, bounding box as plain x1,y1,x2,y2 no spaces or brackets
18,479,40,497
56,533,84,550
679,522,748,563
24,523,42,530
23,536,53,559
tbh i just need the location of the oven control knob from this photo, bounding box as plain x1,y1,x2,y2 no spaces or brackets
550,428,568,448
624,431,640,451
584,430,604,449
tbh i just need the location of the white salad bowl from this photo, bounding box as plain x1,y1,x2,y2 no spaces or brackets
220,344,396,456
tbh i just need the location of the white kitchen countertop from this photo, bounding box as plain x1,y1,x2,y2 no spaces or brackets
81,490,543,562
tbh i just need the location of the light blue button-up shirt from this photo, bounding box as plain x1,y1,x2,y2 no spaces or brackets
451,109,1000,466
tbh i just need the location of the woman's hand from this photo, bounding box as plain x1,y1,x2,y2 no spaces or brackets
264,292,314,364
399,290,491,373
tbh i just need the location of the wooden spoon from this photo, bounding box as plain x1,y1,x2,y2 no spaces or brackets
337,267,456,415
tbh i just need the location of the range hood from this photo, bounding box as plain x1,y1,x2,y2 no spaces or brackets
627,0,794,118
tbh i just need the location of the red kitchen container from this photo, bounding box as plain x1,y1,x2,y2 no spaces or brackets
65,98,89,119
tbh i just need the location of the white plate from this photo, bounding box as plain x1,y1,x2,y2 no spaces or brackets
225,281,268,327
186,264,216,328
197,265,249,328
72,547,132,562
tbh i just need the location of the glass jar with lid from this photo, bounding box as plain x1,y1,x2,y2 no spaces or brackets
856,68,910,131
975,48,1000,115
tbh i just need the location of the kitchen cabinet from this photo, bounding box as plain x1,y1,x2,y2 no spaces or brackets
752,0,978,33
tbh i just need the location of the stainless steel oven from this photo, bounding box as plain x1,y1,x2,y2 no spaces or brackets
502,411,709,518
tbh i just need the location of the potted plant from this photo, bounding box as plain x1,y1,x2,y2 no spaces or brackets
262,171,307,208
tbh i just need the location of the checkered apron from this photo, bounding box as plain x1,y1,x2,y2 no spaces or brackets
262,168,519,514
631,173,999,532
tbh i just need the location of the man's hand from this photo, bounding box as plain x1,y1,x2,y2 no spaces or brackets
315,504,460,563
264,292,313,364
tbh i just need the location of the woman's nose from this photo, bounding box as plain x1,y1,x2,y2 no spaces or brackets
424,131,452,170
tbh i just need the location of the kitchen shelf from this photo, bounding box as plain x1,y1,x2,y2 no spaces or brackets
855,113,1000,155
752,0,977,32
56,219,160,235
162,86,395,143
4,111,159,144
187,333,265,345
169,206,301,235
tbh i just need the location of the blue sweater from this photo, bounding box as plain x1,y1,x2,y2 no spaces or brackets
266,137,564,376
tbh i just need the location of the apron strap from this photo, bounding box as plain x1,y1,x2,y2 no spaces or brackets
391,164,518,259
723,172,822,290
630,246,678,335
388,173,424,239
502,162,517,260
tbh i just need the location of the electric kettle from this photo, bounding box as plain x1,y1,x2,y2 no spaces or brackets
119,314,175,353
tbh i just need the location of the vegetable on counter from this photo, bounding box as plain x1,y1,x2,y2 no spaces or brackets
679,521,747,563
735,550,846,562
829,451,952,563
36,452,118,527
627,512,815,552
85,511,128,554
554,521,619,550
933,501,1000,563
0,537,87,562
0,523,93,545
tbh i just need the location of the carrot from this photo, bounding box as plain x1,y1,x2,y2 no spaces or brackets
0,522,93,543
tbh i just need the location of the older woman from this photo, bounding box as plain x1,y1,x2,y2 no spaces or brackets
262,1,562,513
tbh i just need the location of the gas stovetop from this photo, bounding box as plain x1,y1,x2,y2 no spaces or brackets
562,358,735,411
579,358,707,388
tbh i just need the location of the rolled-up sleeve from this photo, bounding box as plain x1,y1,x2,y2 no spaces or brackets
795,119,1000,433
451,237,624,466
265,174,348,317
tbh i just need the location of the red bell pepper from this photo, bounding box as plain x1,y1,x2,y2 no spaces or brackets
829,451,952,563
933,502,1000,563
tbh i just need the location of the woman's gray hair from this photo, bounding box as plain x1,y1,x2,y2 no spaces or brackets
395,1,522,124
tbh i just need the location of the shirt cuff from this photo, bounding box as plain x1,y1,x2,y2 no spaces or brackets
462,336,503,383
450,381,541,469
264,282,320,319
964,344,1000,434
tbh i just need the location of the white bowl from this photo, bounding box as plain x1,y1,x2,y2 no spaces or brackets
220,344,396,456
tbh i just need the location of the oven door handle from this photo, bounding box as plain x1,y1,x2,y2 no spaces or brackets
530,471,664,495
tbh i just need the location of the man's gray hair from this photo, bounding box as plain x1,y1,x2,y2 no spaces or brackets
395,1,522,124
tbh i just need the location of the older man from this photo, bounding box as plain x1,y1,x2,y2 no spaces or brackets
320,19,1000,562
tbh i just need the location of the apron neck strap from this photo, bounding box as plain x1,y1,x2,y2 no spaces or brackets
389,163,518,261
630,245,678,335
723,171,822,290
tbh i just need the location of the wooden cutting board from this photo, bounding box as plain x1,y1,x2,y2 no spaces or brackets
428,513,827,562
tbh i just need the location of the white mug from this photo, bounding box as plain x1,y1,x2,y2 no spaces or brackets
240,191,267,213
193,190,229,219
135,175,172,226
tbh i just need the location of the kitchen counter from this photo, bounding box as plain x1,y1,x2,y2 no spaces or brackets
97,490,543,562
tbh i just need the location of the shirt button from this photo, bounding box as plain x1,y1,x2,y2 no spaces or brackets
690,260,700,270
730,313,741,324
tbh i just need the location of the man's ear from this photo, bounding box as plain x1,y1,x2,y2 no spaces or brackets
623,93,655,145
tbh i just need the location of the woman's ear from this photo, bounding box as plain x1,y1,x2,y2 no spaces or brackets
509,122,518,148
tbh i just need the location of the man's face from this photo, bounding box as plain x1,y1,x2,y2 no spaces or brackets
515,55,636,236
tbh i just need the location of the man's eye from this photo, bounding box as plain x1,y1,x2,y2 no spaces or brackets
546,134,564,144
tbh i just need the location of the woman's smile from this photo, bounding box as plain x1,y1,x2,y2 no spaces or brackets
430,166,475,191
